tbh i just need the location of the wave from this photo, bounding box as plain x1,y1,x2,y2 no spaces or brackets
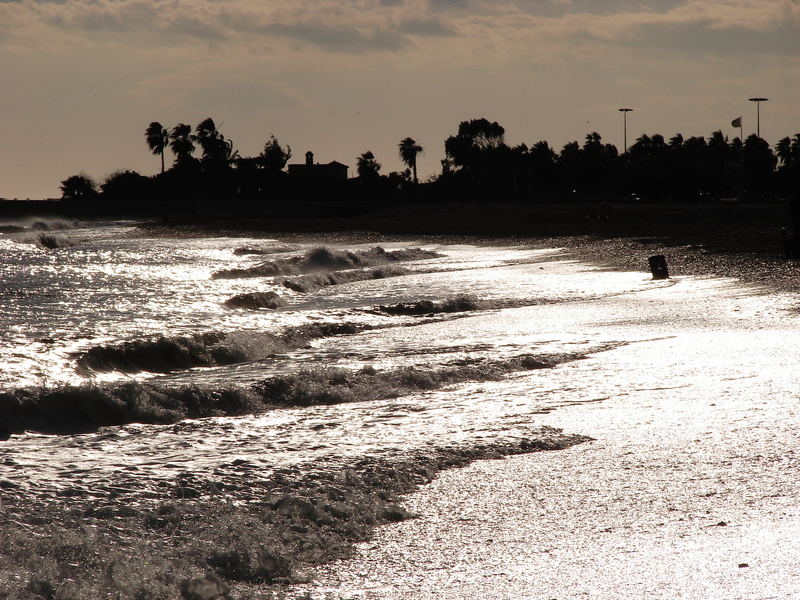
224,291,287,310
233,244,299,256
372,294,638,317
212,246,442,279
30,219,75,231
254,353,559,407
375,294,481,316
33,233,78,249
1,346,613,437
75,322,374,375
0,218,75,236
282,265,411,293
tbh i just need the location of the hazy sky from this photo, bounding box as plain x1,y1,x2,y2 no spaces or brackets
1,0,798,199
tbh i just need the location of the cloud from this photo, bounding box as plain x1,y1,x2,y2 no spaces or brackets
1,0,797,59
398,16,454,36
260,22,409,51
0,0,447,52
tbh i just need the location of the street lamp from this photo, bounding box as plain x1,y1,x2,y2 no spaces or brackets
618,108,633,153
748,97,768,139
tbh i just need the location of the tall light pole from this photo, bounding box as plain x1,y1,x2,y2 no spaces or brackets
618,108,633,153
748,97,768,139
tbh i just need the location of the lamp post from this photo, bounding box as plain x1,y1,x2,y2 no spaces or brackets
748,97,768,139
618,108,633,153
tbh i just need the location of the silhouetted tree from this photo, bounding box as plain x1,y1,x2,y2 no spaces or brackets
195,118,235,165
444,118,505,170
169,123,196,166
527,140,558,196
145,122,169,173
357,151,381,181
557,140,582,195
261,135,292,172
776,135,800,170
60,174,98,201
579,132,618,197
742,134,777,198
398,137,423,183
101,170,152,201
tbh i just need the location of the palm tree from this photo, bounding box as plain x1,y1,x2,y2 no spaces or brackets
169,123,196,166
398,137,423,183
776,137,792,166
357,151,381,180
145,122,169,173
195,117,238,168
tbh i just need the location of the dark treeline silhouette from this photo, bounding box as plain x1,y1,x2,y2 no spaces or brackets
57,117,800,211
436,119,796,203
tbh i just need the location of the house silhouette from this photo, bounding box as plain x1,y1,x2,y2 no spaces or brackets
288,151,349,181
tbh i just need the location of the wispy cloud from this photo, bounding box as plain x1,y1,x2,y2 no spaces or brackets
2,0,796,58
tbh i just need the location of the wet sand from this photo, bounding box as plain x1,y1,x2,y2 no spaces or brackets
295,272,800,598
133,205,800,597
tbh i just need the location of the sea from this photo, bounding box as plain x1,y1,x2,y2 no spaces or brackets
0,217,795,508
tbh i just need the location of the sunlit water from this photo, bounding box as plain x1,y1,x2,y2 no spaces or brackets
1,219,796,504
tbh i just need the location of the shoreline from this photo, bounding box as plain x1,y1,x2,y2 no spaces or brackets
133,199,800,294
0,430,588,598
3,211,799,597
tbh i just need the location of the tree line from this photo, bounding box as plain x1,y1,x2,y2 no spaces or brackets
60,117,800,205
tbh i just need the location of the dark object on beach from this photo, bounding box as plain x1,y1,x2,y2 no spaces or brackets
648,255,669,280
779,227,800,258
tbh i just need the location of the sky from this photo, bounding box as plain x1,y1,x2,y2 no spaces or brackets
1,0,798,199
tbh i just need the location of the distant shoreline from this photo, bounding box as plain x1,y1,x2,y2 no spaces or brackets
131,198,799,293
4,196,799,291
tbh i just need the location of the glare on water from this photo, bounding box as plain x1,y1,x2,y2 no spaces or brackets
1,220,797,507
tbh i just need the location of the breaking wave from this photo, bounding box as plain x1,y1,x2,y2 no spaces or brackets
233,244,300,256
224,291,287,310
282,265,411,293
30,219,75,231
212,246,442,279
375,295,481,316
75,322,374,375
1,347,619,436
254,354,554,408
32,233,78,249
371,294,627,317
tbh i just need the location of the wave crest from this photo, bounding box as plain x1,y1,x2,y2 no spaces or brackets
2,352,563,437
375,295,481,316
34,233,77,249
30,219,75,231
1,344,625,437
255,354,552,407
232,244,299,256
223,292,286,310
283,265,410,293
76,322,375,374
212,246,441,280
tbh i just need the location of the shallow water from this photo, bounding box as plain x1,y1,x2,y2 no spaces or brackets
298,275,800,599
1,220,794,516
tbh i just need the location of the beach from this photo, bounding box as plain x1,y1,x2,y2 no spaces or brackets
2,206,799,598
